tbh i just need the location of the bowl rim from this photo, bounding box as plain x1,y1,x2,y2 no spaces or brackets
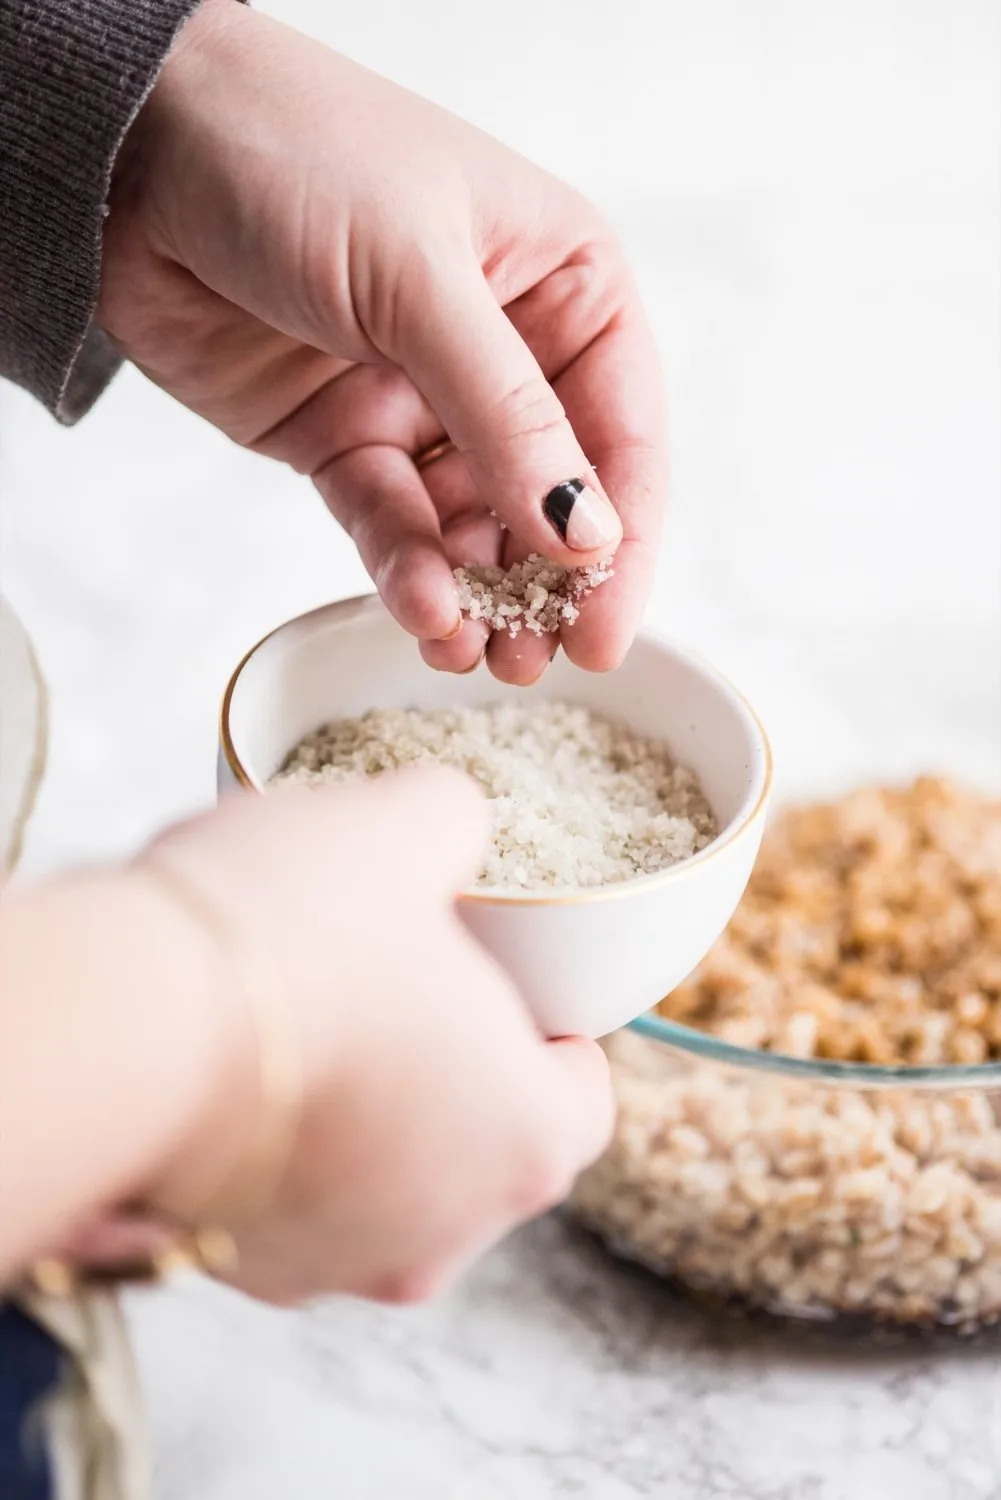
629,1011,1001,1089
219,592,773,909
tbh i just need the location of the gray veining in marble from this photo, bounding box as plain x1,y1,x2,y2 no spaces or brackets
127,1218,1001,1500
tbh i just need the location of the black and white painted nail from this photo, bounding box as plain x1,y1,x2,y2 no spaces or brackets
543,478,621,551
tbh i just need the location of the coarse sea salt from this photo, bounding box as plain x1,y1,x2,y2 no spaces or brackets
273,700,716,891
453,555,613,637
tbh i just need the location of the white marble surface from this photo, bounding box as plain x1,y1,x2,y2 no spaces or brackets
126,1219,1001,1500
2,1,1000,1495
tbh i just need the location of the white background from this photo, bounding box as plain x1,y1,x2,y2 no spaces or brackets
2,0,998,881
1,3,999,1495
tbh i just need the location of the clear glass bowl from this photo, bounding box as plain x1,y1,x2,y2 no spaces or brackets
569,1017,1001,1340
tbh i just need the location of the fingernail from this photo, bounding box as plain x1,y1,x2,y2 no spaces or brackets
439,614,464,641
543,479,621,552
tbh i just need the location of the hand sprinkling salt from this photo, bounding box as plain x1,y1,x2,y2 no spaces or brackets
452,554,613,638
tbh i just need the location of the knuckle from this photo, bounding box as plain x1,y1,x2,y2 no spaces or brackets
484,378,568,450
373,539,430,621
555,247,628,327
359,361,409,405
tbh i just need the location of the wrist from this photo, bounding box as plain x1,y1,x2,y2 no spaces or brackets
134,854,303,1229
0,869,253,1276
138,0,247,122
120,861,259,1223
109,0,246,217
164,0,244,76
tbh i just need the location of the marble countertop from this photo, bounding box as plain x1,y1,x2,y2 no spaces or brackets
126,1218,1001,1500
2,1,999,1494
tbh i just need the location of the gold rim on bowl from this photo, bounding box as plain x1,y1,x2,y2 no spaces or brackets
218,594,774,909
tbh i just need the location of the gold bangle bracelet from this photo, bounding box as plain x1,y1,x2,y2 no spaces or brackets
137,855,304,1230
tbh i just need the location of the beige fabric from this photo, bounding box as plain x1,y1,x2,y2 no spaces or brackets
0,594,48,873
18,1291,152,1500
2,592,153,1500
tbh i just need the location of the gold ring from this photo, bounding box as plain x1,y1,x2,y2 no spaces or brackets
25,1227,239,1295
413,437,454,471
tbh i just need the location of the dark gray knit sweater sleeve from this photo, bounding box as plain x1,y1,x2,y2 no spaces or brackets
0,0,205,423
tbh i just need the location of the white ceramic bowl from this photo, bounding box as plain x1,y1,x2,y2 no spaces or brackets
218,594,772,1038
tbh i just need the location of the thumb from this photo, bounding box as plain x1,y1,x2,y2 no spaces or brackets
396,260,622,562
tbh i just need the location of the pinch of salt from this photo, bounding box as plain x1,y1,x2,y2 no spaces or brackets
452,554,613,638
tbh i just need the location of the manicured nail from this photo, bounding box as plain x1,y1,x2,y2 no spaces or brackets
543,479,621,552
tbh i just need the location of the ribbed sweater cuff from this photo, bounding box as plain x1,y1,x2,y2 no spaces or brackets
0,0,207,422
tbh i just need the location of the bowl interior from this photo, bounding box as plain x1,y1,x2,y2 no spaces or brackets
224,595,768,854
